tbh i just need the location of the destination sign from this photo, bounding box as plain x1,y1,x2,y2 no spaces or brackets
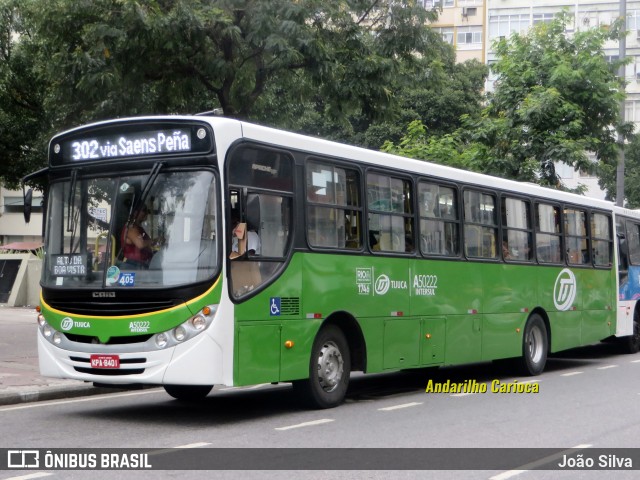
51,254,87,277
64,129,192,161
50,121,214,165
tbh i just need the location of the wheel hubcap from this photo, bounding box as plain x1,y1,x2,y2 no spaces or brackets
316,341,344,393
528,325,544,364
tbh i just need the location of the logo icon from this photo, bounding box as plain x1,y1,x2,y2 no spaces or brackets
7,450,39,468
60,317,74,331
270,297,281,316
554,268,577,311
375,274,390,296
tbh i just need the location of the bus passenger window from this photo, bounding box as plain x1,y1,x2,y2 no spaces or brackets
535,203,562,264
306,160,362,249
418,182,459,256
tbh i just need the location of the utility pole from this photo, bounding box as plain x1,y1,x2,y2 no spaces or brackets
616,0,627,207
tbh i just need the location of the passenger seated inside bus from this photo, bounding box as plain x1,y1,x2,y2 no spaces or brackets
230,215,261,259
120,204,154,269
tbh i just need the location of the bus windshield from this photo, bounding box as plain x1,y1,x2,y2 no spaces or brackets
43,169,219,289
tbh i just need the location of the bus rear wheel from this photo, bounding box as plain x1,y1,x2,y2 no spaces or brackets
164,384,213,401
294,325,350,409
519,314,548,376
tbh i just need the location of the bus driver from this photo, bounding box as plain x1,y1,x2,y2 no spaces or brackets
121,204,154,268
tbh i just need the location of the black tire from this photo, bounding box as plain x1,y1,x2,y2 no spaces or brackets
519,314,548,376
623,314,640,354
163,384,213,401
293,325,350,409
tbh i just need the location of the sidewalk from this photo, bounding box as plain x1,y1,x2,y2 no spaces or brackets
0,306,124,405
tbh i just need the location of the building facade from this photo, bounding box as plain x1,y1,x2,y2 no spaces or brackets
428,0,639,200
0,186,44,247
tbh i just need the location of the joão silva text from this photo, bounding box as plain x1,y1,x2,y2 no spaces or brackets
558,454,632,469
425,379,539,394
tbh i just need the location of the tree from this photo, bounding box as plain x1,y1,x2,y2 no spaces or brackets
0,0,49,187
619,134,640,209
471,13,630,190
387,14,630,194
0,0,444,186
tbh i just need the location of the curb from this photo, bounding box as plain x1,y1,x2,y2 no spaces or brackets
0,384,138,406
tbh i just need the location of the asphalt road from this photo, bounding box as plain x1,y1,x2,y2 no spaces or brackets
1,340,640,480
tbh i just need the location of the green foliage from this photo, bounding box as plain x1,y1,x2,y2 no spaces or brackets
620,134,640,209
474,13,629,191
2,0,455,186
381,119,484,171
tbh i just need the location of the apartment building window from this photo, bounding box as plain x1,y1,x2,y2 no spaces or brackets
3,195,42,213
629,10,640,31
432,27,454,45
456,26,483,45
554,162,574,180
488,14,530,39
533,13,555,25
626,100,640,123
422,0,454,8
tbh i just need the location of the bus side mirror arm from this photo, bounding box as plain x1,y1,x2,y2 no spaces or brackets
21,166,49,225
23,187,33,224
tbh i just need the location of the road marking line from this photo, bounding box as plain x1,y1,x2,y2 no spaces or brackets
275,419,334,431
149,442,213,456
174,442,212,449
3,473,53,480
560,371,583,377
0,388,162,412
597,365,618,370
490,469,526,480
631,359,640,363
490,444,592,480
378,402,423,411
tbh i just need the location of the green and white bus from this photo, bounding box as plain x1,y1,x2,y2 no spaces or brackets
26,115,640,408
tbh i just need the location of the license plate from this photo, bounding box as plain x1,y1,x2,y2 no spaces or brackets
90,354,120,369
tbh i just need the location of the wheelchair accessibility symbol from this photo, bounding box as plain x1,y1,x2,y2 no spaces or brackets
270,297,281,316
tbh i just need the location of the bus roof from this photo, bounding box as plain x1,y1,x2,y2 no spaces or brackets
53,114,640,217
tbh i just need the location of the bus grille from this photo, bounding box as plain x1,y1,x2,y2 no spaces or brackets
45,299,180,316
64,333,153,345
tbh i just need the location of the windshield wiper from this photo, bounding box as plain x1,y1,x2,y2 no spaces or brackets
66,169,78,232
131,162,163,216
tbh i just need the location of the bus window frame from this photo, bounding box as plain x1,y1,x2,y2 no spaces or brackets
500,193,534,264
626,219,640,266
563,204,591,267
462,187,500,261
224,141,297,301
416,178,461,259
534,201,564,265
365,168,415,256
304,157,365,252
590,210,613,269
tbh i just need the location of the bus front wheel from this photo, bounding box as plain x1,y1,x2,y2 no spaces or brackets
294,325,350,409
519,314,548,376
164,384,213,401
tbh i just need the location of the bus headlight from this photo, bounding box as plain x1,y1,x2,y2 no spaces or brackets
173,325,186,342
151,305,218,350
156,332,168,349
191,315,206,331
43,324,53,338
53,332,63,345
